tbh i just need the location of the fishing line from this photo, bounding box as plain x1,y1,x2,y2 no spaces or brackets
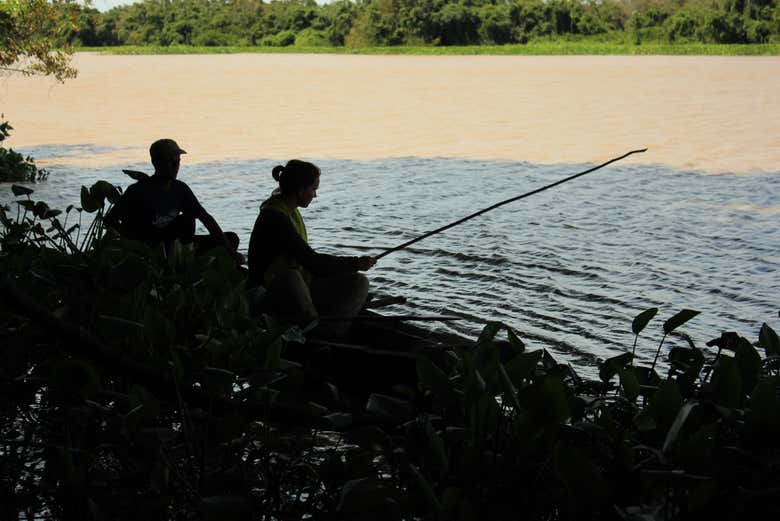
375,148,647,260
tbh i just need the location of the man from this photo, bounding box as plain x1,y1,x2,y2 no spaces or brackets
104,138,242,264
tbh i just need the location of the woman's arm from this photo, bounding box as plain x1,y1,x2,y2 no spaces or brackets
261,209,359,275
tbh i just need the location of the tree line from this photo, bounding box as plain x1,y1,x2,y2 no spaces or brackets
61,0,780,48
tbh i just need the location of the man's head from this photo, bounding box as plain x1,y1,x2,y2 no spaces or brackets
150,138,186,179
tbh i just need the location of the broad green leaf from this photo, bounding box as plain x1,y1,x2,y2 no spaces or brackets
337,477,404,514
32,201,50,218
423,417,449,474
202,367,236,398
711,356,742,409
735,337,761,393
408,464,442,514
507,328,525,353
619,367,640,402
632,307,658,335
502,350,540,387
650,379,683,428
128,385,161,424
366,394,414,422
599,352,633,383
80,186,102,212
477,321,503,345
324,412,353,430
16,200,35,210
663,309,700,334
662,399,698,453
90,180,121,204
417,356,457,403
50,359,101,400
11,184,33,196
498,363,522,411
553,443,610,507
747,376,780,432
122,169,149,181
199,496,251,521
759,323,780,357
342,426,388,451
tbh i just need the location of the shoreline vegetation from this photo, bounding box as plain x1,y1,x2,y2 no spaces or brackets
81,42,780,56
27,0,780,58
2,181,780,519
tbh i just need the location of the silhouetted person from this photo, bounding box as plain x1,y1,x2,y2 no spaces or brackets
105,138,242,264
247,160,375,329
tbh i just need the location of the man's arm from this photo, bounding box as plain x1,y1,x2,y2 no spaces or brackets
199,211,244,265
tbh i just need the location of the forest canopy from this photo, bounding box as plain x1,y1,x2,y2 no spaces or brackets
55,0,780,48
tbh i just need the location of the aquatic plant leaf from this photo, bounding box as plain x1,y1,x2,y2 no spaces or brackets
506,328,525,353
705,331,740,351
759,323,780,356
50,359,100,401
423,417,449,474
324,412,353,430
337,477,404,514
747,376,780,434
599,352,633,383
498,363,522,411
663,309,700,334
734,337,761,392
80,186,102,212
11,184,33,196
90,180,121,204
122,169,150,181
650,379,683,429
16,200,35,210
662,399,698,453
711,356,742,409
408,464,442,514
619,367,640,402
553,443,610,508
417,356,456,402
343,426,388,451
366,393,414,423
477,321,503,345
199,496,252,521
632,307,658,335
202,367,236,398
32,201,50,218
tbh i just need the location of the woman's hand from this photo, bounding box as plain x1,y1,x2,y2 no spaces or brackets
357,256,377,271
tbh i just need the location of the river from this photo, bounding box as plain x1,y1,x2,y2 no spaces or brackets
1,53,778,376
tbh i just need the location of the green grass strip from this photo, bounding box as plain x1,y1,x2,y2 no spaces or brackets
80,42,780,56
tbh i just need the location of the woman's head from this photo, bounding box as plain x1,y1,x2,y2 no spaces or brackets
272,160,320,208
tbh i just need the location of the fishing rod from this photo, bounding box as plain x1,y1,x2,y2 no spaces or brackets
375,148,647,260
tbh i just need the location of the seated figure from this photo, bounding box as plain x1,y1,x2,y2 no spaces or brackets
247,159,376,330
105,138,242,263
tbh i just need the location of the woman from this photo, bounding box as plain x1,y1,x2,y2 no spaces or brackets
247,160,376,328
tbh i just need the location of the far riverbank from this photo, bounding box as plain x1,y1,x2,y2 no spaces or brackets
81,42,780,56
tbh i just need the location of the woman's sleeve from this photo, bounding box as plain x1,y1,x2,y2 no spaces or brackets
262,209,359,275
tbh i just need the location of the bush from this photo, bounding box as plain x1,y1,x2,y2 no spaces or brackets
0,121,47,183
260,29,296,47
294,27,332,47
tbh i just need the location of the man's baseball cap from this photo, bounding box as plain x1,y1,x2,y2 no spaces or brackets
150,138,187,162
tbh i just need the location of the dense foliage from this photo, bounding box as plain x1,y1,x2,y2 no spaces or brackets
60,0,780,48
0,0,79,81
2,181,780,520
0,120,48,183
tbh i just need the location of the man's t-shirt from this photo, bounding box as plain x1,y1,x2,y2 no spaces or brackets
107,175,207,242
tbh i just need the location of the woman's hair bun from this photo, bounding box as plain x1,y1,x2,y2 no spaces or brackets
272,165,285,181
